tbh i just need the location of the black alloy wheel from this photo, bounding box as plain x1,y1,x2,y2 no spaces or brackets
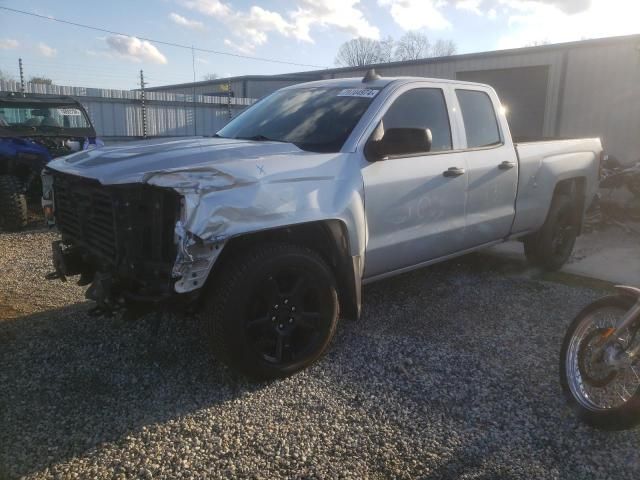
203,243,339,379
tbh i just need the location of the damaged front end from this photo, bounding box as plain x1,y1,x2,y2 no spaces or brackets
46,170,221,314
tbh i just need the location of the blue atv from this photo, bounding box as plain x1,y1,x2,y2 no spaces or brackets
0,92,101,230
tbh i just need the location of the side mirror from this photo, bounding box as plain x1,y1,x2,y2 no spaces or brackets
365,127,432,161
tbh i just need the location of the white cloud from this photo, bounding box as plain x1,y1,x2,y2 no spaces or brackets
456,0,484,15
169,12,205,30
182,0,230,17
487,7,498,19
183,0,379,53
0,39,19,50
498,0,640,49
503,0,591,14
37,42,57,57
290,0,380,42
105,35,168,64
224,38,255,55
379,0,452,30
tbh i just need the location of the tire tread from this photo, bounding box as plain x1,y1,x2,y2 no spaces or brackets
0,175,27,231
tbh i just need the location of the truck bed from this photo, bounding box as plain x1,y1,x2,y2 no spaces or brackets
511,138,602,235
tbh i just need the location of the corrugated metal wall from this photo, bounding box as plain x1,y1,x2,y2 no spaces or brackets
558,41,640,164
0,81,255,138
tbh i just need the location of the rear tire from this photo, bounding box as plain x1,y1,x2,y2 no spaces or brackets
202,243,339,380
0,175,28,231
523,194,579,271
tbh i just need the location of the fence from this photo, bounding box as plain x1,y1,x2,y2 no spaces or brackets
0,80,256,139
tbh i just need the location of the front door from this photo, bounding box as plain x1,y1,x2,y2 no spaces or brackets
361,87,468,279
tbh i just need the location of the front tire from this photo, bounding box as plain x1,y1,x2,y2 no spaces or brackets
560,295,640,430
524,194,579,271
203,244,339,380
0,175,28,231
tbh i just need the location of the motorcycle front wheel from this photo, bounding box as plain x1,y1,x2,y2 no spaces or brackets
560,295,640,430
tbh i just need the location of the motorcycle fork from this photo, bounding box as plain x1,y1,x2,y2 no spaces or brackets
597,286,640,363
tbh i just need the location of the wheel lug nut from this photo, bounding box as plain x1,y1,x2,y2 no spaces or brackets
288,318,293,323
274,304,279,309
284,299,289,305
271,316,276,321
279,324,284,329
291,306,296,312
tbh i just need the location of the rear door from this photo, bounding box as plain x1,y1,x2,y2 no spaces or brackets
453,88,518,247
360,84,469,279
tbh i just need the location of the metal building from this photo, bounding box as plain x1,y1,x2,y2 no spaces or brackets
148,34,640,164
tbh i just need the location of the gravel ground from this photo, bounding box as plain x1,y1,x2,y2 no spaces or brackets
1,228,639,479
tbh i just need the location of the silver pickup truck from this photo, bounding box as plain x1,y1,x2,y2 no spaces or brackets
44,72,602,378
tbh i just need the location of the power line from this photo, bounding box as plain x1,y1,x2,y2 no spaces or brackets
0,6,328,69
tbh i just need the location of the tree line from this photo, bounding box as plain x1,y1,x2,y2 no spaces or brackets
335,32,457,67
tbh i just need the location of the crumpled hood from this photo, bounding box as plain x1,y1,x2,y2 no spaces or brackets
46,136,320,185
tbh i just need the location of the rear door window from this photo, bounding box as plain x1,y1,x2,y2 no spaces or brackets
382,88,452,152
455,90,502,148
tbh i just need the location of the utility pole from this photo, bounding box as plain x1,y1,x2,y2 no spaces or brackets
226,79,232,120
191,46,197,136
139,69,147,139
18,58,25,95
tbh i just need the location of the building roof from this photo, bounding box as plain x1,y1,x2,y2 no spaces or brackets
289,33,640,77
145,74,323,92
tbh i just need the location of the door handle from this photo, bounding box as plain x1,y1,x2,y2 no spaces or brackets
443,167,465,177
499,161,516,170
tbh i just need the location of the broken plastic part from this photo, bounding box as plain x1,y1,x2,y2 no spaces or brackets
172,220,225,294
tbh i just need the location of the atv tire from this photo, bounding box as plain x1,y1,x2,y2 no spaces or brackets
0,175,28,231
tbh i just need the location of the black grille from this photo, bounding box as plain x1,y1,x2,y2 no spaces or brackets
54,173,117,259
52,171,180,274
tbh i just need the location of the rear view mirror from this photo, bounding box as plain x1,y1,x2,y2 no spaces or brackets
365,126,432,161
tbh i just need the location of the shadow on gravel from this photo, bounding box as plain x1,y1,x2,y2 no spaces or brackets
0,302,258,478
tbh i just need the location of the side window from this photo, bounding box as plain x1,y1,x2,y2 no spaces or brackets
455,89,502,148
382,88,452,152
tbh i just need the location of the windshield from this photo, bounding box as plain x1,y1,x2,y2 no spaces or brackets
0,104,92,136
217,87,381,153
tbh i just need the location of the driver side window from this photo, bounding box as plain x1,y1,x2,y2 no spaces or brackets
382,88,452,152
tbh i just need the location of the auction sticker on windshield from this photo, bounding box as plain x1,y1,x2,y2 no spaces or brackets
57,108,82,116
337,89,379,98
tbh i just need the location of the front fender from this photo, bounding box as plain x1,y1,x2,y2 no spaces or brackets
146,152,367,297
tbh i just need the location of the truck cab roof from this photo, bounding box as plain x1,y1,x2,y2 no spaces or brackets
283,74,492,91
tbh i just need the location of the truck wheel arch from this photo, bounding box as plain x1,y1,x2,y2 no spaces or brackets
552,177,587,234
209,220,362,321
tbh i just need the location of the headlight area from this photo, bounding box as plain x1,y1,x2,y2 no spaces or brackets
172,220,226,294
